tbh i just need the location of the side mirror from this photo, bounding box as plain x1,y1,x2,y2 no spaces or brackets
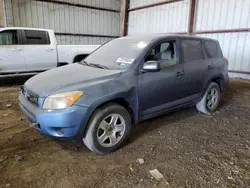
142,61,161,72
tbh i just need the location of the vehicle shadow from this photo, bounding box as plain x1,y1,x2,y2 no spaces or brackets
54,139,91,153
128,82,239,145
0,75,34,87
127,107,198,145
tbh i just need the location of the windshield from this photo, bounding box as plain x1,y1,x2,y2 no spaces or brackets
82,38,151,70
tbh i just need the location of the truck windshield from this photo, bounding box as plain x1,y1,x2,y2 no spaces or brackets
82,38,150,70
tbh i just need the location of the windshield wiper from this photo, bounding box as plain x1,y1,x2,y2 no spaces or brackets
88,63,109,70
79,61,109,70
78,60,90,66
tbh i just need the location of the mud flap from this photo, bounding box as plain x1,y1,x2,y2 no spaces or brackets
196,89,211,115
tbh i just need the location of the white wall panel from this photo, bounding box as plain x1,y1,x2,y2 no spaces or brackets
59,0,120,10
56,35,112,45
129,0,175,9
4,0,119,45
195,0,250,31
128,0,190,35
197,32,250,72
3,0,14,26
10,0,120,35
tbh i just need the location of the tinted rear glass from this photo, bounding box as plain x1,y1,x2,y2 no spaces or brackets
24,30,50,44
181,39,206,62
203,40,222,58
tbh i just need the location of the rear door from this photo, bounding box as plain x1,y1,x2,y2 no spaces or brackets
203,40,226,83
0,29,26,73
180,39,207,98
22,30,57,71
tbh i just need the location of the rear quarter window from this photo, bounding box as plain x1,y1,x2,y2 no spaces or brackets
203,40,223,58
181,39,206,62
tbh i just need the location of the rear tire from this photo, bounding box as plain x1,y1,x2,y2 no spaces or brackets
196,82,220,115
83,103,131,155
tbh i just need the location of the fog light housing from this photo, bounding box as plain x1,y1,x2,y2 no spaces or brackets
56,128,65,136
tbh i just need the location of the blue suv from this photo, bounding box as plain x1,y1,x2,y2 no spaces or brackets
19,34,228,154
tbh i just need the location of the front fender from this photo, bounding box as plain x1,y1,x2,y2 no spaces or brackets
77,87,138,138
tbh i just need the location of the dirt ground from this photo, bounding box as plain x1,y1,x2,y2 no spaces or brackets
0,78,250,188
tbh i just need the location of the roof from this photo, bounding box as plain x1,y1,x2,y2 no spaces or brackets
122,33,216,42
0,27,53,32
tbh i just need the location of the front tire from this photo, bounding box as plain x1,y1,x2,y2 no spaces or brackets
83,103,131,154
196,82,220,115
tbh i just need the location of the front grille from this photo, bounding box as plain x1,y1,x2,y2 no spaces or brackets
21,86,39,107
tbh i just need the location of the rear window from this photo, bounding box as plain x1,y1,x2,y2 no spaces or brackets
24,30,50,45
181,39,206,62
203,40,223,58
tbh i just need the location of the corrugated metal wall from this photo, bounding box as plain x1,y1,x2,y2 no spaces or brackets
128,0,190,35
127,0,250,78
195,0,250,75
4,0,120,45
195,0,250,31
130,0,175,9
197,33,250,73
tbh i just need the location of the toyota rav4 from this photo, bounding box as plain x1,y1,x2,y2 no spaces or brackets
19,34,228,154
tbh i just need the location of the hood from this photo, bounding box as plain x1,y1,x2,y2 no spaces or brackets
24,63,121,97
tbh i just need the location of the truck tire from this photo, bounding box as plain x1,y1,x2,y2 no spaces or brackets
83,103,131,155
196,82,220,115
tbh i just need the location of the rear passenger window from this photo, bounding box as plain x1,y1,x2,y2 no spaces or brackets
203,40,222,58
181,40,205,62
24,30,50,44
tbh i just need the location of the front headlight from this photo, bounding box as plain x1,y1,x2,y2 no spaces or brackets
42,91,83,110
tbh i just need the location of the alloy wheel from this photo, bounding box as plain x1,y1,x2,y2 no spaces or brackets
97,114,126,147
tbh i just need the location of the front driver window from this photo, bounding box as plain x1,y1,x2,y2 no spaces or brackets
145,41,177,68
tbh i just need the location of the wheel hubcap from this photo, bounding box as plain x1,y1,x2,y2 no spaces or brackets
97,114,126,147
206,88,219,110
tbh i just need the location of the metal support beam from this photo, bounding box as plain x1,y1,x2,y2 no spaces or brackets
55,32,119,38
0,0,5,27
188,0,196,35
128,0,183,12
229,70,250,75
36,0,119,13
194,28,250,35
120,0,128,36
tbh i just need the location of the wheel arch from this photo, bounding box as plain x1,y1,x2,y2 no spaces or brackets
82,97,136,137
205,74,225,93
211,76,225,91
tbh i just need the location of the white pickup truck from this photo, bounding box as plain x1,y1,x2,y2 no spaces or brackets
0,27,100,75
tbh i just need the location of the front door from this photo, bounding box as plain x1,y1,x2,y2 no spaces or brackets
138,40,185,118
22,30,57,71
0,29,26,73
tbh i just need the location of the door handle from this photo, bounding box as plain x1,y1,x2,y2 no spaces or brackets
12,48,22,51
46,48,54,51
208,65,213,70
176,71,184,77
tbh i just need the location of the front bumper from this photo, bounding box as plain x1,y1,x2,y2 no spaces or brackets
18,92,90,140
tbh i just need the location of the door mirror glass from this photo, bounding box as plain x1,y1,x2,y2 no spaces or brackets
142,61,161,72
